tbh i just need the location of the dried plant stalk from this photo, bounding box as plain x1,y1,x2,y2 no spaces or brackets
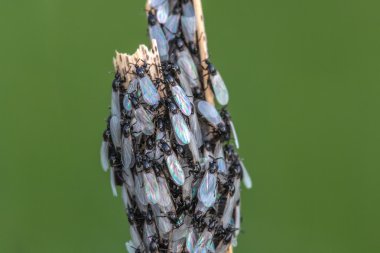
193,0,215,105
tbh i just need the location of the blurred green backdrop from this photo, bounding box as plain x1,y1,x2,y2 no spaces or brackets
1,0,380,252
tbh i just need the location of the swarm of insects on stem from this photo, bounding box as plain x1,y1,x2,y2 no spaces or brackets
100,0,252,252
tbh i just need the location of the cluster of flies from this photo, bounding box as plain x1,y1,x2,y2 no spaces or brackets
100,0,251,252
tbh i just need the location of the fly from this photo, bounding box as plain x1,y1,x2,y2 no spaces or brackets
138,75,160,107
175,38,200,88
148,11,169,61
181,0,197,49
196,100,226,131
163,4,181,41
121,121,135,170
222,178,240,228
140,155,161,205
130,93,155,136
189,106,203,148
162,74,192,116
126,61,160,107
166,98,191,145
197,158,219,208
204,59,229,105
221,108,240,149
158,139,185,186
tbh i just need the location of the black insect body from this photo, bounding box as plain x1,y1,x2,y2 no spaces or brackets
112,72,124,92
148,235,160,252
157,139,172,156
220,108,240,148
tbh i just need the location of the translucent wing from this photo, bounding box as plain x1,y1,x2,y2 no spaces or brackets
157,215,173,236
142,171,160,204
222,178,239,228
189,133,200,162
171,84,192,116
110,115,122,148
143,222,157,249
100,141,109,172
215,241,230,253
139,76,160,106
195,200,209,216
182,0,195,17
229,119,240,149
166,153,185,186
189,110,203,148
135,174,148,206
110,167,118,197
186,228,197,253
157,176,174,209
111,89,121,117
182,175,193,201
221,195,234,229
240,160,252,189
234,178,241,201
131,117,143,137
164,13,180,40
122,94,133,112
126,240,144,253
156,0,169,24
150,0,166,8
125,241,135,253
197,170,217,207
200,149,213,167
181,16,196,43
194,230,213,253
134,107,154,136
121,136,133,169
127,79,139,94
234,203,241,238
172,238,186,253
232,237,238,248
196,100,223,128
215,142,227,174
149,24,169,61
170,113,191,145
178,72,194,101
151,204,173,236
210,72,229,105
121,185,131,209
122,171,135,196
130,225,143,251
172,220,189,241
207,240,216,253
155,131,165,162
177,49,199,88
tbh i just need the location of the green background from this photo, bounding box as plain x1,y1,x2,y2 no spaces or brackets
1,0,379,252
